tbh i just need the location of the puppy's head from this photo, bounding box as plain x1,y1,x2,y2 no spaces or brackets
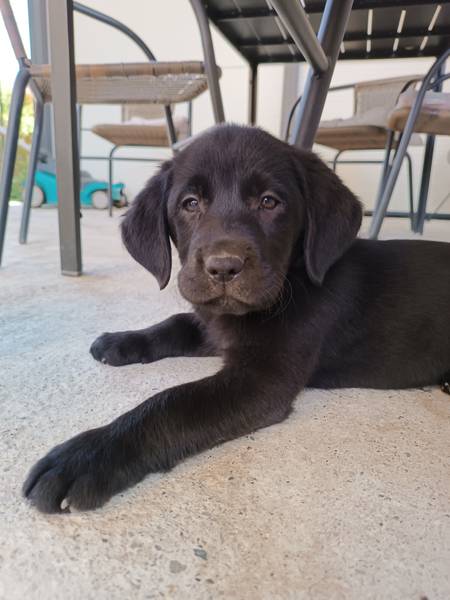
122,125,362,315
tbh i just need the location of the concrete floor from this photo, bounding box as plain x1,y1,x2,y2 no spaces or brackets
1,204,450,600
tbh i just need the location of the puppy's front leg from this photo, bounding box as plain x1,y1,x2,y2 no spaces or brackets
23,354,312,513
90,313,214,366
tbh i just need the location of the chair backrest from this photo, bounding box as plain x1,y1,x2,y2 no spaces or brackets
0,0,28,62
354,76,422,117
122,104,166,122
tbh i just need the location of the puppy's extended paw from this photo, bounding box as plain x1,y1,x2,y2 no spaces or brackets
23,427,133,513
90,331,151,366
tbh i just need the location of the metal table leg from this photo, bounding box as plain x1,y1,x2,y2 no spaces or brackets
47,0,82,276
289,0,354,150
189,0,225,124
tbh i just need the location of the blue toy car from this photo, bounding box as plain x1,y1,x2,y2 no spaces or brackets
30,169,127,209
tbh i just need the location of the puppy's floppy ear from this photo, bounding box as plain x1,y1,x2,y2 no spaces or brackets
292,148,362,285
121,161,173,289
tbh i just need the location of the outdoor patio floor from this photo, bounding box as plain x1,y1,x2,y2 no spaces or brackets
1,204,449,600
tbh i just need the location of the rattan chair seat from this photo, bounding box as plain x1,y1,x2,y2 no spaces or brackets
30,61,210,104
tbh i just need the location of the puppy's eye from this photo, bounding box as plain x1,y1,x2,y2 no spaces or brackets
182,196,200,212
260,195,279,210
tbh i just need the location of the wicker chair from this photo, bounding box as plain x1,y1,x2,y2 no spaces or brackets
314,76,423,225
92,104,191,150
369,51,450,237
0,0,223,264
388,87,450,135
316,77,422,151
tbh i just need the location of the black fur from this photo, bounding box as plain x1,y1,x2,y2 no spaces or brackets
23,125,450,513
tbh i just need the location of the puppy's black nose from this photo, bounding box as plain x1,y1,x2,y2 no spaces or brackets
205,255,244,283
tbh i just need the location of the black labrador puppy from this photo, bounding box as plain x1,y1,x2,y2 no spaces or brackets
24,125,450,513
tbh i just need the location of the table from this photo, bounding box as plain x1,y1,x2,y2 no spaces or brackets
205,1,450,138
46,0,450,274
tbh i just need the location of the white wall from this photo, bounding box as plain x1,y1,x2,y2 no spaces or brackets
74,1,450,215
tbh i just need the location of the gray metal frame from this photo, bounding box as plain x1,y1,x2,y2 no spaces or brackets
332,149,415,228
248,63,258,125
19,96,44,244
47,0,82,276
243,0,354,144
368,49,450,238
27,0,53,163
288,0,354,149
413,65,444,234
189,0,225,123
0,67,30,265
269,0,328,75
205,1,450,64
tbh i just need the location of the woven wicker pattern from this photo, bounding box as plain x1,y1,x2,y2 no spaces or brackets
388,89,450,136
92,116,189,147
354,76,421,121
30,62,209,104
316,75,422,151
122,104,166,120
316,125,389,151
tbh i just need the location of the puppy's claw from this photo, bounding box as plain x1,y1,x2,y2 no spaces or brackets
60,498,71,512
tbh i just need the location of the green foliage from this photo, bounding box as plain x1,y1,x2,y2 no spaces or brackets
0,86,35,201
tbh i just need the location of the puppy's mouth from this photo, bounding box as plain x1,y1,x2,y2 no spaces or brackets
179,281,279,315
201,293,252,315
178,265,284,316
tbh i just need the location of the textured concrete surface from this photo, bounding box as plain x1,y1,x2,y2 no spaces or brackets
1,205,450,600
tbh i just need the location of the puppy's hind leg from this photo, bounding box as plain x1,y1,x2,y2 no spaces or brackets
440,371,450,395
90,313,214,366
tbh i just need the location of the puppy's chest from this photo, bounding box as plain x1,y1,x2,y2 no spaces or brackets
204,316,258,355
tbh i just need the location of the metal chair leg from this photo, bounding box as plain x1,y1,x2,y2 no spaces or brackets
369,139,409,239
332,149,343,172
108,145,118,217
372,130,395,217
405,151,415,231
414,134,435,234
0,68,30,266
19,98,44,244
